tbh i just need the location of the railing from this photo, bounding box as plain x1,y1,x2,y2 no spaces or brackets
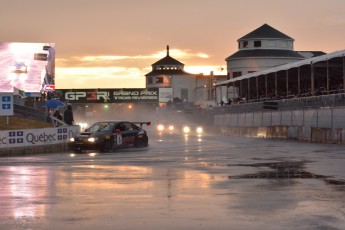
208,93,345,115
13,104,47,122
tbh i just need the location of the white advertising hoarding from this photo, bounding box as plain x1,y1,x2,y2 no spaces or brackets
0,126,80,149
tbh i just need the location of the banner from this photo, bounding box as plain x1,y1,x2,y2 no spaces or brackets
0,126,80,149
57,88,159,103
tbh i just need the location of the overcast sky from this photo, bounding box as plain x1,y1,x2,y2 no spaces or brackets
1,0,345,89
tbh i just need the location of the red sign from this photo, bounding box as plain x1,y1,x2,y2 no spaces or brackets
43,85,55,91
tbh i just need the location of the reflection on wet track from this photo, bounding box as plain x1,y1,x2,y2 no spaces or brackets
0,133,345,229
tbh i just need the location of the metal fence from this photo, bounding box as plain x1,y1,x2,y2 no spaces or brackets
214,107,345,129
13,104,47,122
209,93,345,114
208,93,345,129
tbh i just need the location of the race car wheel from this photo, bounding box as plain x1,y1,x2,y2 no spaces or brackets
74,149,83,153
134,137,148,147
101,140,113,152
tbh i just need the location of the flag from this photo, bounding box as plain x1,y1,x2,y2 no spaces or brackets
13,87,26,97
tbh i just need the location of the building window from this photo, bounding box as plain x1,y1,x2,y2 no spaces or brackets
243,41,248,48
148,77,153,84
156,76,163,83
254,41,261,47
233,71,242,78
181,89,188,102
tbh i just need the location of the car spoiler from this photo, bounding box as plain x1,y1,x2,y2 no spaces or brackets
133,122,151,127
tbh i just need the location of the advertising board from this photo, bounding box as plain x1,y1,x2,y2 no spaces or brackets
57,88,159,103
0,126,79,149
0,42,55,93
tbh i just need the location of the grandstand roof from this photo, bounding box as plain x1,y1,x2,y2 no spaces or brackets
216,49,345,86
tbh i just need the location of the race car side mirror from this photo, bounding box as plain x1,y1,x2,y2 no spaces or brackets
114,129,121,133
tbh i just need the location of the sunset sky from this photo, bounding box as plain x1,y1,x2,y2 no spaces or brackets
1,0,345,89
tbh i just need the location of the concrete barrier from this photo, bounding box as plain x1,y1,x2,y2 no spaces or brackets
0,143,68,157
0,126,80,157
212,124,344,144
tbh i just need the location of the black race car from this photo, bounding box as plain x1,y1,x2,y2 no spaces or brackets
68,120,150,153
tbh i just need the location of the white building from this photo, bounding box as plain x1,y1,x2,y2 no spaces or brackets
145,46,222,104
226,24,306,79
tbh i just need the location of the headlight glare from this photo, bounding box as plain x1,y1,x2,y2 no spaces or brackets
183,126,190,133
88,137,97,142
196,127,203,134
157,124,164,131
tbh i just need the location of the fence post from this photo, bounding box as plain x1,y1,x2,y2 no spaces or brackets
303,108,305,127
331,107,334,130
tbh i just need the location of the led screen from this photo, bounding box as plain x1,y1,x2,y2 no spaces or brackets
0,42,55,93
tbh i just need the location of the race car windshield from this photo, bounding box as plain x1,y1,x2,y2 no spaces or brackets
88,122,113,132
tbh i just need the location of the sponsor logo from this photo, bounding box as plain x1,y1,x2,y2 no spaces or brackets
65,91,110,101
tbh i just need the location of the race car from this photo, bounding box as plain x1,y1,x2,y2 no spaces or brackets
68,120,150,153
181,124,204,136
155,120,204,136
9,61,28,73
156,120,176,134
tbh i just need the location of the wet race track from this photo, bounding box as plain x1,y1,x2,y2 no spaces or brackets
0,132,345,230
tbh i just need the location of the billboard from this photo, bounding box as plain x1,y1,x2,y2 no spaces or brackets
57,88,159,103
0,42,55,93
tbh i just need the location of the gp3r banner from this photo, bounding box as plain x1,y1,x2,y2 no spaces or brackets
57,88,159,103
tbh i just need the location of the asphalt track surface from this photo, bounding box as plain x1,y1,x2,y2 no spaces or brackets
0,132,344,230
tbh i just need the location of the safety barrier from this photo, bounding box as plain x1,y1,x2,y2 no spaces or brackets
210,125,345,144
0,125,80,156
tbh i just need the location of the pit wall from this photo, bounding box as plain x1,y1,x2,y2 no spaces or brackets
212,107,345,144
0,126,80,156
210,126,345,144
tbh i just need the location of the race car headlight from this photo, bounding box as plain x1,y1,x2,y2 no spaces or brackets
183,126,190,133
196,127,203,134
20,66,26,71
168,125,174,131
69,137,75,142
157,124,164,131
88,137,97,142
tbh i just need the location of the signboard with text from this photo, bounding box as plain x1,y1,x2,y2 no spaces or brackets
57,88,159,103
0,126,80,149
0,93,13,116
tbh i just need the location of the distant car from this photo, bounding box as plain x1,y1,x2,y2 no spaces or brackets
181,124,204,136
9,61,28,73
155,120,204,136
68,120,151,153
156,121,176,134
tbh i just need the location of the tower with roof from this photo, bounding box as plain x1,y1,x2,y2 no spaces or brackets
145,46,198,103
225,24,305,79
